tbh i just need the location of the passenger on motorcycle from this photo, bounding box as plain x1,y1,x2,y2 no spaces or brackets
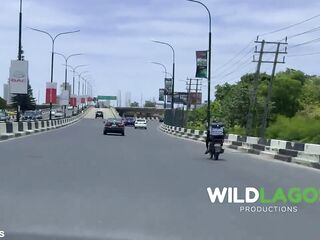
205,121,225,154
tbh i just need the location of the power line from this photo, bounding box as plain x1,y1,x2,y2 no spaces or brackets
290,37,320,49
287,26,320,39
214,40,254,75
288,52,320,57
259,13,320,37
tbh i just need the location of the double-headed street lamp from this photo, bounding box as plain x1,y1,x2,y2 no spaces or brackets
28,27,80,120
152,40,175,109
67,64,88,95
151,62,168,109
55,53,83,118
187,0,212,129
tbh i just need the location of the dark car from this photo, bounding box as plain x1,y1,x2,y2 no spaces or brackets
95,111,104,119
124,117,135,126
22,111,37,121
159,117,164,122
0,111,9,122
35,110,43,120
103,118,125,136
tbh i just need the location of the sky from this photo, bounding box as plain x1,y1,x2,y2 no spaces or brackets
1,0,320,105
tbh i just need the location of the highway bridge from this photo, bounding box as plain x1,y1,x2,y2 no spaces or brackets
0,108,319,240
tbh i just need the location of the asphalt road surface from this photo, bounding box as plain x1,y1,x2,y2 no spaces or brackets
0,119,319,240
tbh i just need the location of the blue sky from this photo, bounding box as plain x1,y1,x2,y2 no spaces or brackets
1,0,320,104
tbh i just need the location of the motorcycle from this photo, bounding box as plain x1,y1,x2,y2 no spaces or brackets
209,138,224,160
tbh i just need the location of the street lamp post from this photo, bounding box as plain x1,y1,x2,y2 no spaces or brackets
187,0,212,130
76,71,89,112
66,65,88,95
151,62,168,109
28,27,80,120
55,53,83,117
152,40,175,109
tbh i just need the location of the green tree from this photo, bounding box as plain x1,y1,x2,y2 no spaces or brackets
11,83,36,112
144,101,156,108
0,97,6,109
130,101,139,107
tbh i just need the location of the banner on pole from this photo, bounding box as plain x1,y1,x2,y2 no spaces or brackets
45,82,57,104
164,78,172,94
59,90,69,106
159,89,165,101
196,51,208,78
9,60,28,94
69,95,77,107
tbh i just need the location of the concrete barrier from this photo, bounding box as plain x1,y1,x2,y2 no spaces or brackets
160,123,320,170
0,109,88,142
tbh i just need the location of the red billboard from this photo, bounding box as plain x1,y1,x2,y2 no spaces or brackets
69,95,77,107
45,82,57,104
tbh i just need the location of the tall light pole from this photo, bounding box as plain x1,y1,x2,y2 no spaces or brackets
187,0,212,129
151,62,168,109
28,27,80,120
18,0,23,60
66,64,88,95
152,40,175,109
55,53,82,117
76,71,89,112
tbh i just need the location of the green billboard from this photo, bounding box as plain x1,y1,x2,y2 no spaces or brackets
97,96,117,101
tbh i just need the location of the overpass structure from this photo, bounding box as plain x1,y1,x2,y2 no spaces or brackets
115,107,165,118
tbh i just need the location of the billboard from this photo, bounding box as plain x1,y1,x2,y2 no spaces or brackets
97,96,117,101
165,78,172,94
45,82,57,104
196,51,208,78
9,60,28,94
167,92,202,105
159,89,165,101
59,90,69,106
69,95,77,107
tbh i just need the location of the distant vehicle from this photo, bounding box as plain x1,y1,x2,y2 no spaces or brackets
50,110,56,116
103,118,125,136
134,118,147,129
159,117,164,122
124,117,135,126
95,111,104,119
67,106,73,110
0,111,9,122
22,111,37,121
35,110,43,120
54,110,63,118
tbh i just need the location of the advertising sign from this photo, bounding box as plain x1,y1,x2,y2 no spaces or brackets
190,92,202,105
45,82,57,104
69,95,77,107
59,90,69,106
165,78,172,94
196,51,208,78
159,89,165,101
81,96,86,104
9,60,28,94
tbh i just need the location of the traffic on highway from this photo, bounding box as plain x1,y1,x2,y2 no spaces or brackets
1,0,320,240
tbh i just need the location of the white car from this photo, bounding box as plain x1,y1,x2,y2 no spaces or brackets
134,118,147,129
67,106,73,110
55,110,64,118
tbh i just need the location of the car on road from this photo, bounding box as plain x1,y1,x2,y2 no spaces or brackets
54,110,64,118
95,111,104,119
35,110,43,120
124,117,135,126
103,118,125,136
67,106,73,110
134,118,147,129
22,111,37,121
159,117,164,122
0,111,9,122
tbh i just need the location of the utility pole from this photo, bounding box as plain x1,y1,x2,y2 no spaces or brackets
187,78,192,110
260,40,287,137
195,78,199,110
246,38,265,136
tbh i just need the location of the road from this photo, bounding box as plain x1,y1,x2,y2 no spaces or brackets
0,117,319,240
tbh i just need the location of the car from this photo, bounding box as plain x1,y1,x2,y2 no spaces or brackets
103,118,125,136
134,118,147,129
124,117,135,126
35,110,43,120
159,117,164,122
67,106,73,110
54,110,64,118
22,111,37,121
95,111,104,119
0,111,9,122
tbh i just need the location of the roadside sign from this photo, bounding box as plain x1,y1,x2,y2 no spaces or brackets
97,96,117,101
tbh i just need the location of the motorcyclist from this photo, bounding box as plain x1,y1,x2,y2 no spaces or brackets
205,121,225,154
